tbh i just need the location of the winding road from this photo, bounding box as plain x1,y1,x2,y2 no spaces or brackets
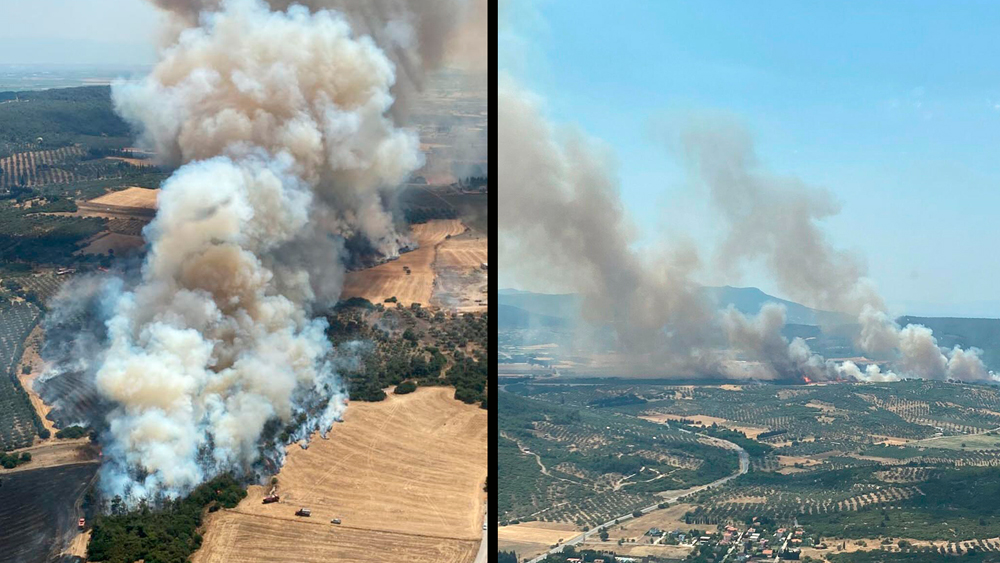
525,431,749,563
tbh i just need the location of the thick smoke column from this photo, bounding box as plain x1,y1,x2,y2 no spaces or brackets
721,303,829,381
146,0,488,111
679,119,994,382
499,77,717,370
94,0,424,499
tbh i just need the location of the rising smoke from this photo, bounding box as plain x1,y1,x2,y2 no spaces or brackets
147,0,487,115
38,0,470,501
500,78,995,384
678,118,994,383
499,77,718,373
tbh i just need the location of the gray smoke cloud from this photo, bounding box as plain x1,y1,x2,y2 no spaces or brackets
82,0,428,500
678,118,995,383
501,78,995,384
499,77,718,373
679,117,883,318
721,303,831,381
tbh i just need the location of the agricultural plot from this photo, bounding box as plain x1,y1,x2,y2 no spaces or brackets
0,146,156,196
340,219,467,307
107,217,148,236
84,186,159,209
0,206,106,264
502,379,1000,551
77,186,159,219
431,232,488,312
0,146,83,189
0,300,43,449
17,272,70,304
508,379,1000,468
0,462,98,563
497,521,579,562
436,234,488,268
194,512,480,563
195,387,487,562
498,390,739,527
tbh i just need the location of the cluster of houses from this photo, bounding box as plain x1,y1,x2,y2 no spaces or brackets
723,520,806,562
636,518,807,561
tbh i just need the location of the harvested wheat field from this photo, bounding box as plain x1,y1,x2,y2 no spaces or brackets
77,187,159,220
497,522,578,562
195,513,479,563
195,386,487,563
436,234,488,269
340,219,466,307
86,186,159,209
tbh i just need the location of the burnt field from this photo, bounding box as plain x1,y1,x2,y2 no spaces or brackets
0,462,98,563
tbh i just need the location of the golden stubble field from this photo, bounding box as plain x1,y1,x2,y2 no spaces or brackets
340,219,467,307
84,186,159,209
194,387,487,563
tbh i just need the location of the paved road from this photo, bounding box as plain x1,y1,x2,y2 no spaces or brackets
473,505,488,563
526,434,749,563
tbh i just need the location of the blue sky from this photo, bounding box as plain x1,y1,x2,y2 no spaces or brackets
502,0,1000,317
0,0,159,65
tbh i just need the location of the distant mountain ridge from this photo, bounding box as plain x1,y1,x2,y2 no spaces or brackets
497,285,848,327
498,288,1000,371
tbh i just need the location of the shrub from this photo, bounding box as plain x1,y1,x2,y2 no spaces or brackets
395,381,417,394
55,425,88,439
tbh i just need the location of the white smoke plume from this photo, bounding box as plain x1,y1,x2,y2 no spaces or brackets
88,0,426,500
836,361,898,383
678,118,994,383
946,345,992,382
146,0,488,112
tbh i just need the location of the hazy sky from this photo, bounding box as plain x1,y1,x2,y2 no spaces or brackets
0,0,160,65
501,0,1000,317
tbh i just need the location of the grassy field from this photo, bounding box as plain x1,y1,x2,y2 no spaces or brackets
912,432,1000,450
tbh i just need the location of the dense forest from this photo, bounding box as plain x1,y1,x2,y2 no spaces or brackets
0,86,130,154
87,474,247,563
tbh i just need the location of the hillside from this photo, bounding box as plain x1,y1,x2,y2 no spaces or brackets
497,286,846,328
498,304,568,330
499,288,1000,370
